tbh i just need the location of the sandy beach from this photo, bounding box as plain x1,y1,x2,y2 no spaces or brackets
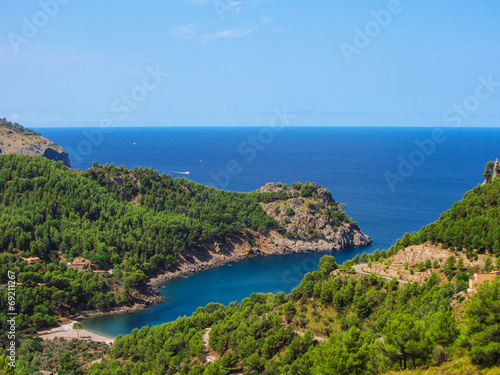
37,320,115,344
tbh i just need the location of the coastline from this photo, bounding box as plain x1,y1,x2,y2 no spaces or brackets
31,181,372,342
35,304,153,342
148,228,371,286
37,320,115,344
53,229,372,340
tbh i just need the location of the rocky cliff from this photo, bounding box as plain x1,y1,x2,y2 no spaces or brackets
0,118,71,167
154,182,372,282
257,182,371,249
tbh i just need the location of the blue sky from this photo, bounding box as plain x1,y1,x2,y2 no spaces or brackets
1,0,500,127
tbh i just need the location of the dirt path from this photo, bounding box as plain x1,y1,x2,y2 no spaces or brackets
202,328,219,363
293,329,327,343
37,321,115,344
353,264,409,284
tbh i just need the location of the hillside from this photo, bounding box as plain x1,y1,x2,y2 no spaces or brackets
356,162,500,287
389,170,500,256
26,161,499,375
53,255,499,375
0,118,71,167
0,154,370,332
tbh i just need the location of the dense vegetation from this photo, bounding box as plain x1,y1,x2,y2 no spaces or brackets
0,255,120,331
82,255,500,374
0,155,270,331
0,155,361,333
0,118,41,136
390,172,500,256
80,162,500,374
4,157,500,374
1,337,109,374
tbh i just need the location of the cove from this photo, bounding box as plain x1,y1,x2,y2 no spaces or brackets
84,245,373,338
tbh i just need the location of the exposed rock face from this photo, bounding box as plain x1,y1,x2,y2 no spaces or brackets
0,121,71,167
43,147,72,168
493,159,500,181
365,262,432,284
152,228,371,283
362,244,490,285
391,245,487,268
483,159,500,185
152,182,372,282
257,182,371,246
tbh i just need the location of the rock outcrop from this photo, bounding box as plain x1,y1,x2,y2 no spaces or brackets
492,159,500,181
0,118,71,167
257,182,371,247
483,159,500,185
152,182,372,282
43,147,71,168
362,244,490,285
390,244,487,267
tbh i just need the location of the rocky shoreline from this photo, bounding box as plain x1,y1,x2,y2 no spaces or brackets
148,227,372,287
75,229,371,331
75,301,159,320
0,120,72,168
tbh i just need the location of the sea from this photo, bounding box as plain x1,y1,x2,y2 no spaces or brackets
36,126,500,338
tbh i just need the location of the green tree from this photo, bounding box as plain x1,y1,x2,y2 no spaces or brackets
243,352,264,373
0,353,14,374
485,257,493,272
312,326,368,375
319,255,338,277
73,322,84,338
283,302,296,323
383,313,432,369
59,352,80,372
462,278,500,366
483,161,495,182
443,256,456,277
204,362,228,375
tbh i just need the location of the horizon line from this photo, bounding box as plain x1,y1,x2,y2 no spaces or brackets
31,125,500,129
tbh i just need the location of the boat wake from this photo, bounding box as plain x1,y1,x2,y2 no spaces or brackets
166,171,190,175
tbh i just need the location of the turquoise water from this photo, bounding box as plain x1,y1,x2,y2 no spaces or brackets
36,126,500,337
83,249,367,338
